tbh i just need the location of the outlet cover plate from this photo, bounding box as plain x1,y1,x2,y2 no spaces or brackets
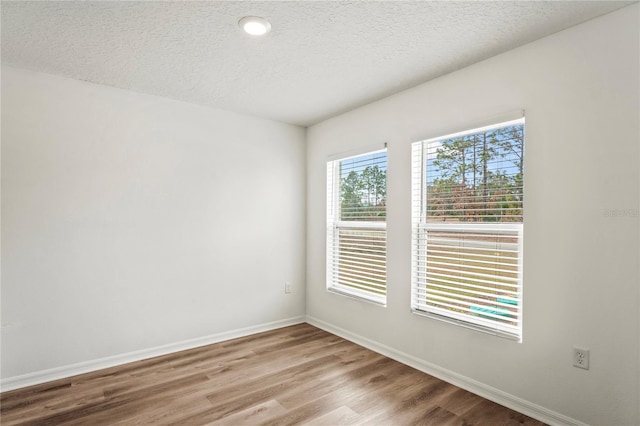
573,347,590,370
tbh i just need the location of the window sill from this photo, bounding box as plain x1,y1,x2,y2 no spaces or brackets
328,286,386,307
411,308,521,342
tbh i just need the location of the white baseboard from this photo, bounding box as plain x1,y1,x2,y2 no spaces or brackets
306,315,585,426
1,315,587,426
0,316,306,393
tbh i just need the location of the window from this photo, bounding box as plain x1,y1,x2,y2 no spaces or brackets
327,148,387,305
411,118,525,340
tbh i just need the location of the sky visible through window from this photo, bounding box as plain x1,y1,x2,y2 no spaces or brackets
339,151,387,178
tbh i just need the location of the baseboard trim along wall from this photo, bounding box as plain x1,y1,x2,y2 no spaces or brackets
305,315,586,426
0,314,587,426
0,316,306,393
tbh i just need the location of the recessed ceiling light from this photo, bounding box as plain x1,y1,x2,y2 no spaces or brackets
238,16,271,36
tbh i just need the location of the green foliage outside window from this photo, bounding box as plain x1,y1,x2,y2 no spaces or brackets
427,124,524,223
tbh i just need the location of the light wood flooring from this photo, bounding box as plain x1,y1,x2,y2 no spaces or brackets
1,323,546,425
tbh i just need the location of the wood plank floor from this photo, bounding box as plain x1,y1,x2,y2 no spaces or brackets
1,323,546,425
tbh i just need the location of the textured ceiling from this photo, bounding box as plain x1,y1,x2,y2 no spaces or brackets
1,1,633,126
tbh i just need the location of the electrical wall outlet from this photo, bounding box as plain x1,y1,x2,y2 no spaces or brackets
285,282,292,294
573,347,590,370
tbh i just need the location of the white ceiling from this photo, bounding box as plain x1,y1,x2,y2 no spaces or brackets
1,1,633,127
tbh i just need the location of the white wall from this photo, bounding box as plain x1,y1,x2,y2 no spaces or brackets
307,5,638,426
1,66,306,381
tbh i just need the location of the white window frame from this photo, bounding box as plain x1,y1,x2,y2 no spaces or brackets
326,147,387,306
411,117,524,340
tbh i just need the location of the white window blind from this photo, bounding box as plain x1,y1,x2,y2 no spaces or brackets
411,118,524,340
327,149,387,305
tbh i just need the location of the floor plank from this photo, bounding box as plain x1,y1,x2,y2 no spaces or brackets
0,323,546,425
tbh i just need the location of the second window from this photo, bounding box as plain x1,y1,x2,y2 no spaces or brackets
327,148,387,305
